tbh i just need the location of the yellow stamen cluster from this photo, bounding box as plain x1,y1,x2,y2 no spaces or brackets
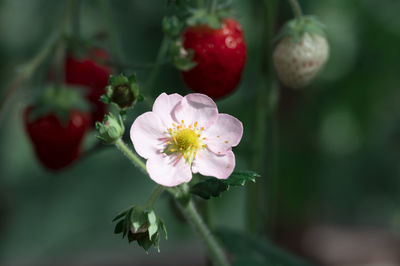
165,120,204,164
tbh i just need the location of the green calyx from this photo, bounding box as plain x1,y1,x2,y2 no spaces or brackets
101,73,143,114
95,113,124,144
112,206,167,252
275,15,326,43
28,86,90,125
186,5,234,29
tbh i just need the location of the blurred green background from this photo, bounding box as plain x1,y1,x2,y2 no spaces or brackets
1,0,400,265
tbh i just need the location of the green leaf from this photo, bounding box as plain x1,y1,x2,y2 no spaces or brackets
225,171,259,186
216,229,314,266
190,178,229,200
190,171,259,199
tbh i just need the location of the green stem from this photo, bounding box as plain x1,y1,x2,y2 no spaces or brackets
144,36,169,93
113,138,229,266
208,0,217,14
100,0,125,70
114,138,147,174
246,0,278,234
288,0,303,19
144,185,164,208
71,0,82,39
197,0,205,8
180,200,229,266
0,0,73,119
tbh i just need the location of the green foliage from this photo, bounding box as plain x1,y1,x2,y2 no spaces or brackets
112,206,167,252
190,171,259,199
216,229,314,266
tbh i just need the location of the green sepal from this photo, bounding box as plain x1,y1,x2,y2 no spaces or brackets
274,15,326,43
190,171,259,200
101,73,140,114
162,16,183,38
95,112,125,144
186,8,222,29
27,86,91,127
112,205,168,252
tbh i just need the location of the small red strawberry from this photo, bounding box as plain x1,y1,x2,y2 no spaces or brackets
65,48,111,124
181,18,247,99
273,16,329,89
24,87,90,170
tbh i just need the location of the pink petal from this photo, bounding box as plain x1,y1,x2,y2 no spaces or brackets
172,93,218,129
192,149,235,179
146,153,192,187
203,114,243,155
152,93,183,127
130,112,168,159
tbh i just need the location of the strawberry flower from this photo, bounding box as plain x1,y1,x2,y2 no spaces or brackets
130,93,243,187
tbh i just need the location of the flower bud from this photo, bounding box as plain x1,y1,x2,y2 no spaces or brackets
96,113,124,144
101,74,141,113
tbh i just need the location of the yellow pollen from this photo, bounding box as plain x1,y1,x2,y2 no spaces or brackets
181,120,184,124
224,141,228,143
194,122,198,127
165,126,207,164
172,123,176,127
201,127,204,131
174,129,201,151
217,136,220,138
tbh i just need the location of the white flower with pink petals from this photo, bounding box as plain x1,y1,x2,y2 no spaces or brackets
130,93,243,187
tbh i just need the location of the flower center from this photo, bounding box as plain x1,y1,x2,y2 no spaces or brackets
174,128,201,151
165,121,205,164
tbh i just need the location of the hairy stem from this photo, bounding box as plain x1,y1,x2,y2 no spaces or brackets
208,0,217,14
144,36,170,102
114,139,147,174
113,138,229,265
246,0,278,234
144,185,164,208
288,0,303,19
100,0,125,70
180,200,229,266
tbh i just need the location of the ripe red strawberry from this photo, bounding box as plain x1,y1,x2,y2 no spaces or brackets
24,107,90,170
273,16,329,89
181,18,247,99
65,48,111,124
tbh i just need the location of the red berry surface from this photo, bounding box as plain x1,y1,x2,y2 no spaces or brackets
181,18,247,99
65,49,111,125
24,107,90,170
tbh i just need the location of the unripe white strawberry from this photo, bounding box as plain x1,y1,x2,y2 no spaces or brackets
273,16,329,89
